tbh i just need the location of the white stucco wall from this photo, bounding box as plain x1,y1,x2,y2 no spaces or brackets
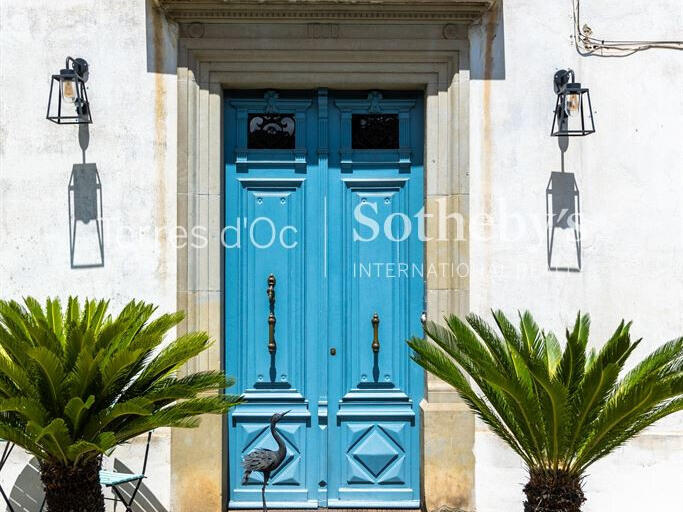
469,1,683,511
0,0,177,509
0,0,177,305
0,1,681,511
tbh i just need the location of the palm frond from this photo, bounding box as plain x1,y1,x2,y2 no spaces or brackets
27,346,67,415
615,336,683,399
0,397,49,425
64,395,96,435
125,332,213,398
542,331,562,377
466,313,515,376
557,313,590,395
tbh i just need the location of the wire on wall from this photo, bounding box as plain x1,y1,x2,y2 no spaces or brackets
572,0,683,56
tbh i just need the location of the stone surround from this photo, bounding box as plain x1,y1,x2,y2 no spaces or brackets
170,12,478,512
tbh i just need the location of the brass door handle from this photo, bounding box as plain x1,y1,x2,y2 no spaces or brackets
267,274,276,354
371,313,380,353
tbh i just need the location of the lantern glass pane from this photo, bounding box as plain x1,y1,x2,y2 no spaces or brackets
61,78,78,104
566,93,580,116
47,75,92,124
553,89,594,136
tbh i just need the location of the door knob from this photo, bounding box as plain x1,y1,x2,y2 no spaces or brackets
330,348,336,356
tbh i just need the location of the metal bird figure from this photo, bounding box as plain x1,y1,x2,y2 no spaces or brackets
242,410,290,512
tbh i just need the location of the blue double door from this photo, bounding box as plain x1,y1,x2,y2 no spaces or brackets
225,89,424,509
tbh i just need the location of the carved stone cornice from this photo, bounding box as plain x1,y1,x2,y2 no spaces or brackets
158,0,495,24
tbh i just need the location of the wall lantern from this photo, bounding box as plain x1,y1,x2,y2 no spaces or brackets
47,57,92,124
551,69,594,137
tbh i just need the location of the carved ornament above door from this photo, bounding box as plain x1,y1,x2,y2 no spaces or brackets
159,0,495,24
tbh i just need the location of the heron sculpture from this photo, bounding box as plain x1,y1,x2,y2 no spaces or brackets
242,410,290,512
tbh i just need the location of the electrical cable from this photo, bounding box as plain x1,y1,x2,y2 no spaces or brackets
572,0,683,57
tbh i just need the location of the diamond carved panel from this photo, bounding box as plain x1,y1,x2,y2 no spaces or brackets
239,422,304,486
345,424,406,485
352,431,398,476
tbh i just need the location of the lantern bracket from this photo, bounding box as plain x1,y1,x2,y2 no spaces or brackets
553,68,575,93
65,57,89,83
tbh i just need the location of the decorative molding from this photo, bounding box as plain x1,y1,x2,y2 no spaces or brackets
160,0,494,23
308,23,340,39
442,23,461,39
186,21,205,38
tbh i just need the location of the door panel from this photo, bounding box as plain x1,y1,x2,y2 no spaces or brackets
326,93,423,507
226,92,321,508
226,90,423,509
237,178,306,389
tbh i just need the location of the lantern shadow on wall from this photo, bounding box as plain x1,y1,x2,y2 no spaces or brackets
68,124,104,268
546,171,581,272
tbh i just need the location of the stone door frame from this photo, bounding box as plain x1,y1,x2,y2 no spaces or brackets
173,24,473,512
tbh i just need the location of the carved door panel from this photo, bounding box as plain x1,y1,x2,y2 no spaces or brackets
225,91,323,508
326,92,424,507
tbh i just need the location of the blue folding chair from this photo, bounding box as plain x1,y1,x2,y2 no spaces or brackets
40,432,152,512
0,440,15,512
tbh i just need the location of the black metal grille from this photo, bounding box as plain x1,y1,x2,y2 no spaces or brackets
248,113,296,149
352,114,399,150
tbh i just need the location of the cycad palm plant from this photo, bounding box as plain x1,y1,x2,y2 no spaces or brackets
408,311,682,512
0,297,242,512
